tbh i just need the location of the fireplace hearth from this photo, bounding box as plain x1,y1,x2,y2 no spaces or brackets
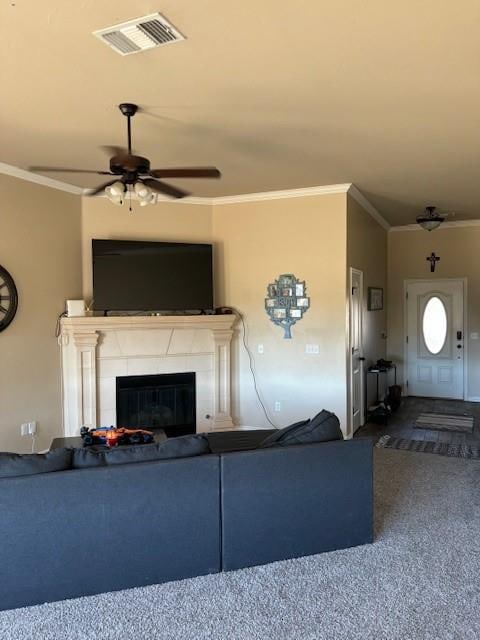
116,372,196,437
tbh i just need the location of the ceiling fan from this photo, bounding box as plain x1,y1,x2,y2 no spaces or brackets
29,103,221,206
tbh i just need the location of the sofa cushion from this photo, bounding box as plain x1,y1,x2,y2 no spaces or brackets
72,448,107,469
259,410,343,448
0,448,73,478
72,434,210,469
206,430,276,454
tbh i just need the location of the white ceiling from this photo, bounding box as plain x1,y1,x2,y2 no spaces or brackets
2,1,480,225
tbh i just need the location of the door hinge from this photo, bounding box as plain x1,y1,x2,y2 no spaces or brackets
406,335,409,344
406,380,409,387
406,291,408,299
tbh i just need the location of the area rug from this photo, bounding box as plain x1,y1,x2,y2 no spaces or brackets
414,412,474,433
377,434,480,459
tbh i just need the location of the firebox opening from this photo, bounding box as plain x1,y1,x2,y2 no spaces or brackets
116,372,196,437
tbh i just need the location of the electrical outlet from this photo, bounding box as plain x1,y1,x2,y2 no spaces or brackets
305,344,319,354
274,401,281,412
257,344,264,354
20,421,37,437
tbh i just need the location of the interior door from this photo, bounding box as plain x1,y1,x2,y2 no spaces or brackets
349,269,364,434
406,279,464,399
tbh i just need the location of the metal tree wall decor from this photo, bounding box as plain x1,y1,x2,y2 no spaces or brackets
265,274,310,338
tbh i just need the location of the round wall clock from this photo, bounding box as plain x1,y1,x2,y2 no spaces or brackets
0,265,18,332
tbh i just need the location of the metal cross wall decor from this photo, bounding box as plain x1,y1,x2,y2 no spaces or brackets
265,273,310,339
426,252,440,273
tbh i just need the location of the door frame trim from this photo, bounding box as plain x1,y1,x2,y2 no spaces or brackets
347,268,365,438
403,278,468,401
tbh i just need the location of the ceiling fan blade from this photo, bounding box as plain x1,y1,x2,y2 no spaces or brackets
143,178,189,199
149,167,221,179
85,180,119,197
29,166,112,175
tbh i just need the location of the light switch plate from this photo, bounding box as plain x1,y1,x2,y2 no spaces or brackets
306,344,319,354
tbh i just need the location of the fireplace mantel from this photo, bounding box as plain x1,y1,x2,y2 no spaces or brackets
59,314,236,437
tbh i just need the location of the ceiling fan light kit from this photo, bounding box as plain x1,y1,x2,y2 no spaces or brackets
29,103,221,209
416,205,447,231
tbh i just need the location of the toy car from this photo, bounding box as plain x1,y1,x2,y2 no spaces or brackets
80,426,154,447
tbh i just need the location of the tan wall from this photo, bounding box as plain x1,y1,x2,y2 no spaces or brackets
82,193,350,431
388,226,480,399
212,193,349,431
347,195,387,409
81,198,213,301
0,175,82,452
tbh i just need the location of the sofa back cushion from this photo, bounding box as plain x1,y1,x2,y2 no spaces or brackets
0,448,73,478
72,434,210,469
259,410,343,448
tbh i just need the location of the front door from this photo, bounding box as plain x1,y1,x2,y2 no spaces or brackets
406,279,464,399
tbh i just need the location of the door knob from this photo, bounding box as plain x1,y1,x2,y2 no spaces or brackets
457,344,462,349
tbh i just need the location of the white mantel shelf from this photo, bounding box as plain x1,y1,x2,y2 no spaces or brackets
59,314,236,437
61,314,237,332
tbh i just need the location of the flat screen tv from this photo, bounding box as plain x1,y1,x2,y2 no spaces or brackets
92,239,214,313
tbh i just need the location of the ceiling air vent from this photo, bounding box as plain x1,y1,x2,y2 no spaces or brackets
93,13,185,56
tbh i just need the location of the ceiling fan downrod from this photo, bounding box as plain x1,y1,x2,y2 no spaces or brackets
118,103,138,155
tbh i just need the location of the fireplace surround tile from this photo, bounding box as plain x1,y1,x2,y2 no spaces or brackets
97,358,128,379
117,329,172,357
126,357,167,377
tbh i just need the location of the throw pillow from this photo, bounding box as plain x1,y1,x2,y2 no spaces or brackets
259,410,343,448
0,448,73,478
72,434,210,469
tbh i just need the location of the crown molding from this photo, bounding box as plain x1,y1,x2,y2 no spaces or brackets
0,162,391,228
0,162,84,195
390,219,480,232
207,183,352,204
347,185,390,230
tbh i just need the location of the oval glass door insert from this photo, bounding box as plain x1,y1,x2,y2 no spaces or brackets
422,296,448,354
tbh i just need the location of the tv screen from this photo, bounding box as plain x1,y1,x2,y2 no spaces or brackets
92,239,214,312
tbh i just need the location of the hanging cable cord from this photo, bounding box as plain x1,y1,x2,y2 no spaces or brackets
224,307,278,429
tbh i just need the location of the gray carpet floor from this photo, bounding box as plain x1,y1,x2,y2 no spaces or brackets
1,448,480,639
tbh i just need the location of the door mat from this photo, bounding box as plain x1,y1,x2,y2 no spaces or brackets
376,434,480,459
414,412,474,433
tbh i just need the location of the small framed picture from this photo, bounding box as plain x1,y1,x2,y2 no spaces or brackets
295,283,304,296
297,298,309,308
282,287,293,296
266,298,275,308
268,284,278,297
368,287,383,311
290,308,302,318
273,308,286,319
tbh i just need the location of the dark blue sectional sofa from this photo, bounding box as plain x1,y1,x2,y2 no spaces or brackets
0,430,373,610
